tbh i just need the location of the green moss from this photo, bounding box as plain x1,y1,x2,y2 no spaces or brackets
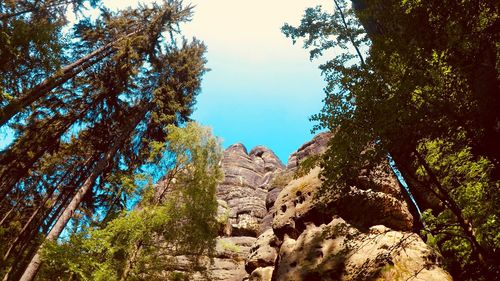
170,272,189,281
219,240,241,253
270,170,294,189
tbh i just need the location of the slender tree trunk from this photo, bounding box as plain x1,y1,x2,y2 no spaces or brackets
413,150,486,263
0,201,18,226
334,0,365,66
18,105,148,281
101,186,125,224
0,27,143,127
42,188,73,235
2,163,77,262
2,236,41,281
40,165,94,236
1,193,63,281
3,189,55,262
18,172,100,281
0,92,108,203
119,242,143,281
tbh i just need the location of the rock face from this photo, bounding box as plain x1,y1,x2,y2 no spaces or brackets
192,133,451,280
217,143,284,237
207,143,283,280
286,132,332,170
273,218,451,281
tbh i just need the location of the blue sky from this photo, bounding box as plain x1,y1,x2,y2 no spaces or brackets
186,0,334,163
0,0,333,164
104,0,333,163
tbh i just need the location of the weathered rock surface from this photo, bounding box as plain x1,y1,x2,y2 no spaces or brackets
273,218,451,281
217,143,284,238
286,132,332,170
248,266,274,281
172,133,451,280
272,164,414,241
245,229,279,273
207,143,283,280
207,236,257,281
272,167,324,240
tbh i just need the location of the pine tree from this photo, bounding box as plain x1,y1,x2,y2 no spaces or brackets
1,1,208,280
34,123,222,281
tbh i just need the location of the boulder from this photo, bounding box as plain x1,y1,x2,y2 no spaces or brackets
245,229,279,273
248,267,274,281
272,167,324,240
273,217,452,281
206,236,257,281
272,166,414,240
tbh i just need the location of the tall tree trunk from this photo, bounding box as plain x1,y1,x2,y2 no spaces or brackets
0,92,109,203
2,163,80,262
0,28,142,127
413,150,487,263
334,0,365,66
0,195,20,226
0,46,115,126
18,104,148,281
3,188,55,262
119,241,143,281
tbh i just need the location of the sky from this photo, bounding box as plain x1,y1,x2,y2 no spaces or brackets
103,0,333,163
0,0,333,164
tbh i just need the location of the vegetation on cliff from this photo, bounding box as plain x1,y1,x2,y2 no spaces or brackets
283,0,499,279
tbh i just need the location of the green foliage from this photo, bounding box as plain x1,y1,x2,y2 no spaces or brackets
169,272,189,281
295,154,321,179
0,2,207,279
216,203,230,226
39,122,223,280
219,240,241,253
42,205,176,280
285,0,500,279
418,134,500,272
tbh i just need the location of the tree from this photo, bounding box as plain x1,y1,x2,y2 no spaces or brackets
283,0,500,279
0,0,192,126
18,103,149,281
14,35,207,280
1,1,208,279
38,123,223,281
0,0,100,106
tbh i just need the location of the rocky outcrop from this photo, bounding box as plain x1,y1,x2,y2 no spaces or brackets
273,218,451,281
271,165,414,240
209,236,257,281
181,133,451,280
252,133,450,280
245,229,279,273
286,132,332,170
206,143,284,280
217,143,284,237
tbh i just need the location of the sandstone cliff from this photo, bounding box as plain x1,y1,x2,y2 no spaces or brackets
181,132,452,280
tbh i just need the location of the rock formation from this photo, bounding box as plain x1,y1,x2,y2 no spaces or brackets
178,132,452,280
